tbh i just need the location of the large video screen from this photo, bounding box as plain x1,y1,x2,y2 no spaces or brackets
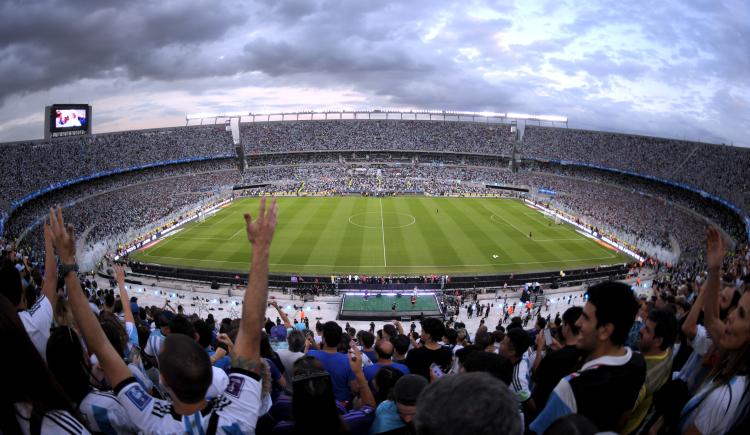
50,104,90,133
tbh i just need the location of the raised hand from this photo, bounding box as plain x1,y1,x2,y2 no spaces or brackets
705,226,724,271
114,263,126,286
49,206,76,263
349,342,364,374
244,197,278,247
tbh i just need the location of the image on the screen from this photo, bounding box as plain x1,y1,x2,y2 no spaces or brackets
55,109,87,129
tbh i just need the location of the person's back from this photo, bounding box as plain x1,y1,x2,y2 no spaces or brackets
307,349,356,403
405,318,452,380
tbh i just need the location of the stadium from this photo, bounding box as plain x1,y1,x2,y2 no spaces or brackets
4,2,750,433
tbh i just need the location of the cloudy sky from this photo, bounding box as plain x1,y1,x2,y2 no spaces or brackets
0,0,747,146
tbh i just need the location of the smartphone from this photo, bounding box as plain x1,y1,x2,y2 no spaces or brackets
544,328,553,346
430,363,444,379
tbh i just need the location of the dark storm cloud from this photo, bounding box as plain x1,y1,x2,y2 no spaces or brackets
0,0,252,102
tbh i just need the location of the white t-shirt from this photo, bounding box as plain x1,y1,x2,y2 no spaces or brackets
511,358,532,403
79,390,139,434
277,349,305,382
205,366,230,399
115,368,262,434
18,295,53,361
14,403,90,435
680,375,748,435
144,330,166,362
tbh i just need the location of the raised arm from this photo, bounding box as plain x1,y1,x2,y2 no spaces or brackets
703,226,726,342
41,222,58,308
49,206,132,387
681,285,705,339
232,197,277,372
271,300,293,329
114,264,135,324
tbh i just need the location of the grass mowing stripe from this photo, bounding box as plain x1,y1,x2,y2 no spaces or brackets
406,198,463,267
431,198,503,265
333,198,367,270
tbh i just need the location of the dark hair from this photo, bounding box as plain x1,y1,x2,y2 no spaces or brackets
391,334,410,356
562,306,583,335
544,413,598,435
415,373,520,435
158,334,212,403
194,319,213,349
169,314,196,339
462,352,513,385
104,293,114,308
99,312,128,358
0,260,23,306
322,321,343,348
46,326,92,404
383,324,397,338
0,295,83,433
374,366,404,404
420,318,446,342
291,356,348,434
647,309,678,351
444,328,458,345
586,282,639,346
357,330,375,348
287,329,306,353
474,331,494,350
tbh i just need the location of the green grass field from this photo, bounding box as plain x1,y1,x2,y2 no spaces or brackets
129,196,630,275
342,295,439,312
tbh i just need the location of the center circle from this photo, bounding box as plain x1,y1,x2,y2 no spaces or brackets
348,212,417,229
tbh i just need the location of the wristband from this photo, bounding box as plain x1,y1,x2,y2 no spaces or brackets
59,262,79,277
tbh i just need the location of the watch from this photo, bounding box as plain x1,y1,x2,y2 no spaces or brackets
59,262,79,276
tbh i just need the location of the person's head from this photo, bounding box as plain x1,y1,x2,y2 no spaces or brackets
373,366,404,404
414,372,520,435
99,312,128,358
500,329,531,362
720,287,742,318
382,324,397,340
719,292,750,352
287,329,306,353
544,413,598,435
194,319,213,349
375,339,395,361
104,293,114,310
158,334,212,404
577,282,639,353
391,334,410,357
291,356,346,433
473,331,494,352
0,294,81,433
169,314,197,340
462,351,513,385
357,330,375,349
322,321,343,349
420,318,445,343
638,309,678,355
392,374,428,426
443,328,458,346
456,329,469,344
561,306,583,340
0,260,24,308
46,326,92,404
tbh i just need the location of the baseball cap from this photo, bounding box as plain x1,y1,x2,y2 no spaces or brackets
393,374,429,406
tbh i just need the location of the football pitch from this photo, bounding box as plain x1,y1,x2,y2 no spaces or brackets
130,196,630,275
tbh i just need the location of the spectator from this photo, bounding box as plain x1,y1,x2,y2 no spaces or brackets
371,374,428,435
364,339,410,384
405,318,452,380
307,321,357,404
278,329,307,383
414,372,521,435
530,306,585,413
54,200,276,433
530,281,645,433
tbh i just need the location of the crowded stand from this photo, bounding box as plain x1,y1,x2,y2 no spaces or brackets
2,199,749,434
7,156,744,266
0,125,234,211
523,125,750,214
